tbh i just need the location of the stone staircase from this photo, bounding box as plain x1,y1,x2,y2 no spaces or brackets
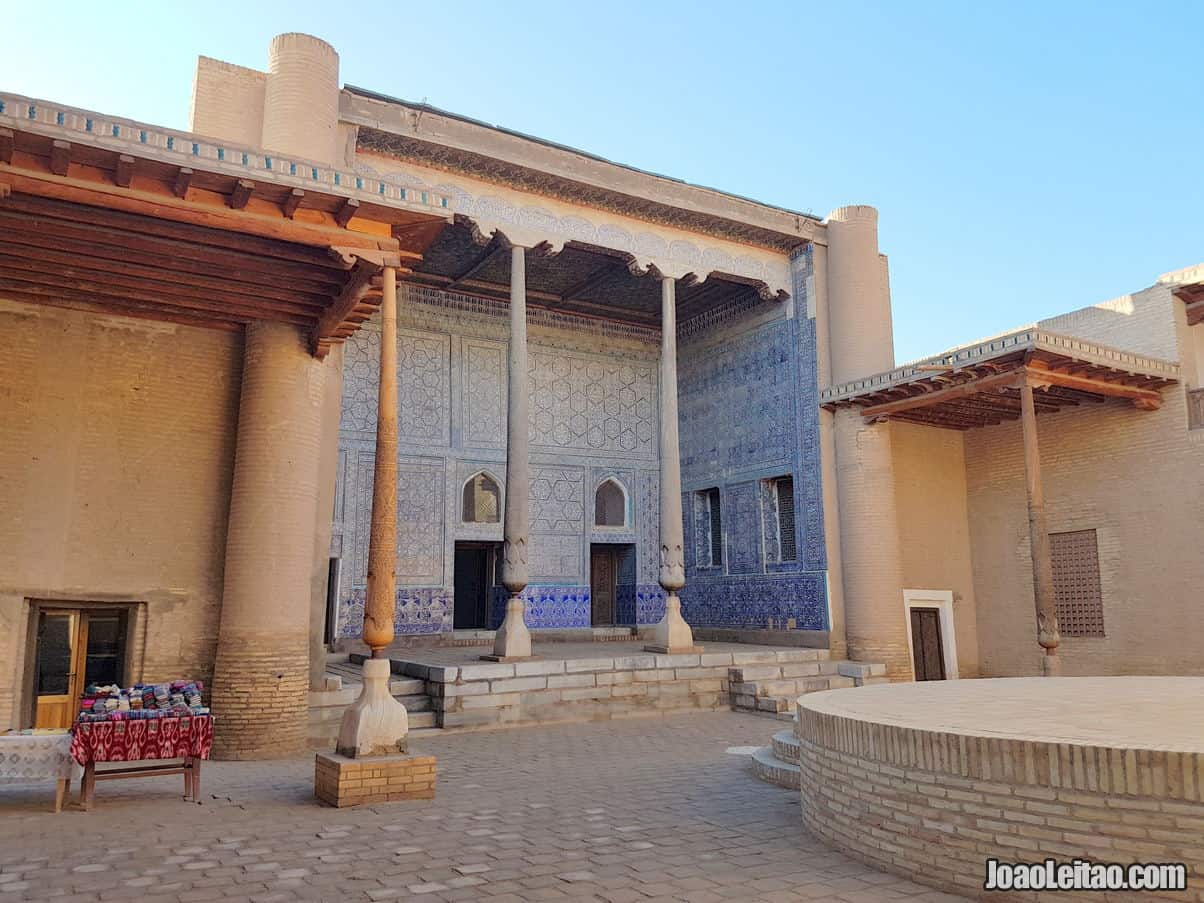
747,661,889,790
730,656,888,719
308,658,436,749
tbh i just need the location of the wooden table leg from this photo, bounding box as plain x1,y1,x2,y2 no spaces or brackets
81,763,95,812
192,758,201,803
54,778,67,813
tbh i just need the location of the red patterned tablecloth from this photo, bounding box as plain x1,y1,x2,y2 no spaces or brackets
70,715,214,765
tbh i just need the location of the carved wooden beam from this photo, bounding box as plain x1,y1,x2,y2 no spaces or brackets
50,140,71,176
229,179,254,210
115,155,135,188
282,188,304,219
173,167,193,200
1023,361,1163,409
311,257,381,357
860,370,1023,418
334,198,360,228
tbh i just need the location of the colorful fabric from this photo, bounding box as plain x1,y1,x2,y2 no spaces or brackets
70,715,213,765
0,733,75,780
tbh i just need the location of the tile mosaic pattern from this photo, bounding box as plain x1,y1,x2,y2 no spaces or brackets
338,587,453,638
489,585,591,629
679,574,826,630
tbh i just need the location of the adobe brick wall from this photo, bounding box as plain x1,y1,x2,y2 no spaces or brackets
188,56,265,146
889,422,981,677
797,696,1204,901
964,278,1203,677
0,300,241,728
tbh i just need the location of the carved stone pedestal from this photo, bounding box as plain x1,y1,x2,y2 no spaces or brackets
314,752,436,807
483,596,532,661
644,594,702,655
336,657,409,758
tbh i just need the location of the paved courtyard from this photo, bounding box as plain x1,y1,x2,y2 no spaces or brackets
0,712,965,902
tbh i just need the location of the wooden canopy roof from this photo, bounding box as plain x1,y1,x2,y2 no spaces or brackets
822,330,1180,430
1173,281,1204,326
0,93,453,357
405,216,786,328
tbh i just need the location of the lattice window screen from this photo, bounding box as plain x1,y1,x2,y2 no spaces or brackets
707,488,723,567
1050,529,1105,637
775,477,796,562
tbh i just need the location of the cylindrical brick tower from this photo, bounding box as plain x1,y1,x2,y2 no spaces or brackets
261,32,340,164
211,321,327,758
824,206,911,678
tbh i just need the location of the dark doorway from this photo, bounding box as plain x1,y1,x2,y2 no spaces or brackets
590,545,618,626
31,606,129,729
323,557,340,645
454,542,499,630
909,607,946,681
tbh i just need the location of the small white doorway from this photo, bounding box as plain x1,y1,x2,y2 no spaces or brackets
902,589,959,681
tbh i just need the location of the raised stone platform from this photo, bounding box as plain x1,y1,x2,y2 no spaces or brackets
388,641,871,729
314,752,436,807
796,677,1204,901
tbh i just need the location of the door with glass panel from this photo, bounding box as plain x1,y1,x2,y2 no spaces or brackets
33,609,127,729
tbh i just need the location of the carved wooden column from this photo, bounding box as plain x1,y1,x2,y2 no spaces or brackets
337,265,409,756
646,275,698,654
489,244,533,660
1019,380,1061,676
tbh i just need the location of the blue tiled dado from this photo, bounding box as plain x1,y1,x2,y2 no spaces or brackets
489,585,591,629
338,587,453,637
679,574,827,630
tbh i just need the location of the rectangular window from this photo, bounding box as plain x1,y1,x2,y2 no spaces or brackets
1050,529,1105,637
775,477,796,561
707,488,722,567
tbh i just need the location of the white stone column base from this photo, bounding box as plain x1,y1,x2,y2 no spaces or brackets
644,594,702,654
483,596,532,661
336,657,409,758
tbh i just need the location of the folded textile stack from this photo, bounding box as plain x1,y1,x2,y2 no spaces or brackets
77,681,210,723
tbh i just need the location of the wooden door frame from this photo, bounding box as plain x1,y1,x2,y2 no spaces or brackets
21,600,139,729
589,545,618,627
902,589,959,680
453,541,500,630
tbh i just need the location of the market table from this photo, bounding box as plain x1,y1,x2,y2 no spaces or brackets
0,731,76,812
70,714,213,810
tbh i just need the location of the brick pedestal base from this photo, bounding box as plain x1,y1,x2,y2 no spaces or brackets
314,752,436,807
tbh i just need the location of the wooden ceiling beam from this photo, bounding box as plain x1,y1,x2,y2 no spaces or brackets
0,249,329,313
1185,298,1204,326
173,167,193,200
0,206,346,287
311,258,380,358
446,241,503,292
860,369,1023,418
0,226,342,297
558,261,621,305
1023,362,1164,410
114,155,135,189
0,128,13,164
0,269,317,326
49,140,71,176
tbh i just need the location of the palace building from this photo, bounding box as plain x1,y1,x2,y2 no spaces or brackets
1,34,1200,758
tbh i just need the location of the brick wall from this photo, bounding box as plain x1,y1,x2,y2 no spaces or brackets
889,422,981,677
0,300,241,728
188,56,265,146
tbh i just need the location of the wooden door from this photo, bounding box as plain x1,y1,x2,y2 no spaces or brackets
909,607,946,681
33,610,82,729
590,548,616,626
453,548,489,630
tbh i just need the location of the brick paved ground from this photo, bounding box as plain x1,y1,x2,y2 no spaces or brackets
0,712,966,902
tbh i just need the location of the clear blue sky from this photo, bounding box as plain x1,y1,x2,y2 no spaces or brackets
3,1,1200,362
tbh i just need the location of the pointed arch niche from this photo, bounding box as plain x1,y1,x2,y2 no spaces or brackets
594,478,630,529
462,471,502,524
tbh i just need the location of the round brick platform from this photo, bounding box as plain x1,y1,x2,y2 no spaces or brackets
796,677,1204,901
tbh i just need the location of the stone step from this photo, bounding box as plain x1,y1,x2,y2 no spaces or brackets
771,729,800,765
751,746,800,790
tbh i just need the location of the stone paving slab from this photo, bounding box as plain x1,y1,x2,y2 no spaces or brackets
0,712,966,902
